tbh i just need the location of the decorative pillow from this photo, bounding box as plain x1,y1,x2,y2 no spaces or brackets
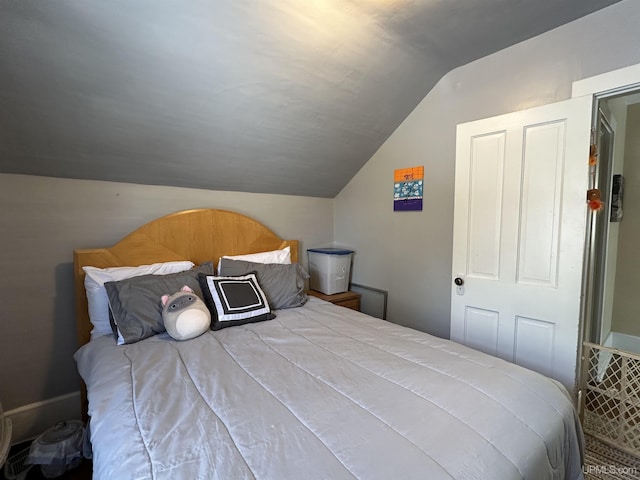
198,273,275,330
83,261,195,338
161,286,211,341
218,258,308,310
217,246,291,272
105,262,214,345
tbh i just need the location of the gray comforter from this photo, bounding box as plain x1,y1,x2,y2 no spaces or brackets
75,297,584,480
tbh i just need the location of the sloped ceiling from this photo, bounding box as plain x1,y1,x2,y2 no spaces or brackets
0,0,621,197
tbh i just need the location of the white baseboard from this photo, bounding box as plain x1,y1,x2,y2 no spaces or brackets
4,392,82,445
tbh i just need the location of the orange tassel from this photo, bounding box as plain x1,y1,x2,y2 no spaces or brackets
588,199,605,211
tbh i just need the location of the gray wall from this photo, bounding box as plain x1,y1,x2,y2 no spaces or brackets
3,0,640,424
334,0,640,339
612,104,640,336
0,173,333,411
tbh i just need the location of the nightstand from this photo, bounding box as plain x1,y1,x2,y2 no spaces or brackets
307,290,361,311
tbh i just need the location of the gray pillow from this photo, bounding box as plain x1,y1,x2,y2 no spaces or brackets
218,258,308,310
105,262,214,344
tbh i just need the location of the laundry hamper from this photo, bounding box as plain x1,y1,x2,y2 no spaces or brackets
1,401,13,470
2,401,34,480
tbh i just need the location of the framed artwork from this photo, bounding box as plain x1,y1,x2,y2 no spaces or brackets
394,166,423,211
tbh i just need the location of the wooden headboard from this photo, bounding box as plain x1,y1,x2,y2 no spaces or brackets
73,208,298,349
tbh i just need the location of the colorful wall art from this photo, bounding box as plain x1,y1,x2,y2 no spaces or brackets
393,166,424,211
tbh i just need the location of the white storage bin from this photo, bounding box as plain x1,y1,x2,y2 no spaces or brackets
307,248,353,295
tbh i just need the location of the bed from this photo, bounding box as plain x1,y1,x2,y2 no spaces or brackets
73,208,585,480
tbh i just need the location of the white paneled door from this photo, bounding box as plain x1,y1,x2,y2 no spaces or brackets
451,96,593,392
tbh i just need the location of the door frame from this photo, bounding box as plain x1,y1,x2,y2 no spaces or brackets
573,62,640,393
572,63,640,100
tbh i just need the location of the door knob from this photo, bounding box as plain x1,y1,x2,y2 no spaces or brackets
454,277,464,286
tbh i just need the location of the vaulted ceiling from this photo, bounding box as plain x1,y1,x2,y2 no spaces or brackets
0,0,621,197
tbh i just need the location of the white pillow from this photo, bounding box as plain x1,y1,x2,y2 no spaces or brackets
83,261,195,339
217,246,291,272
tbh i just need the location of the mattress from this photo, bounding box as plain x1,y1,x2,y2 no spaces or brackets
75,297,585,480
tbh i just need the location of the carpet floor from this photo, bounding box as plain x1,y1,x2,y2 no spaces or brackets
584,434,640,480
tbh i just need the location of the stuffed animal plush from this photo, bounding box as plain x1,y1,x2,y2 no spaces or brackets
161,286,211,341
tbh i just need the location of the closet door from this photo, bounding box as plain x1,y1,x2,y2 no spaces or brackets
451,96,592,392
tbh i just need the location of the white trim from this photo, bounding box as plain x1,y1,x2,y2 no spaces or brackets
572,63,640,98
4,392,81,445
596,331,640,382
610,331,640,356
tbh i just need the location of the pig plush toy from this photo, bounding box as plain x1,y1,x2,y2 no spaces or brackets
161,286,211,341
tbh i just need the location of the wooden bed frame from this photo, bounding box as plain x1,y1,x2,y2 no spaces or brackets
74,208,298,348
73,209,298,417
